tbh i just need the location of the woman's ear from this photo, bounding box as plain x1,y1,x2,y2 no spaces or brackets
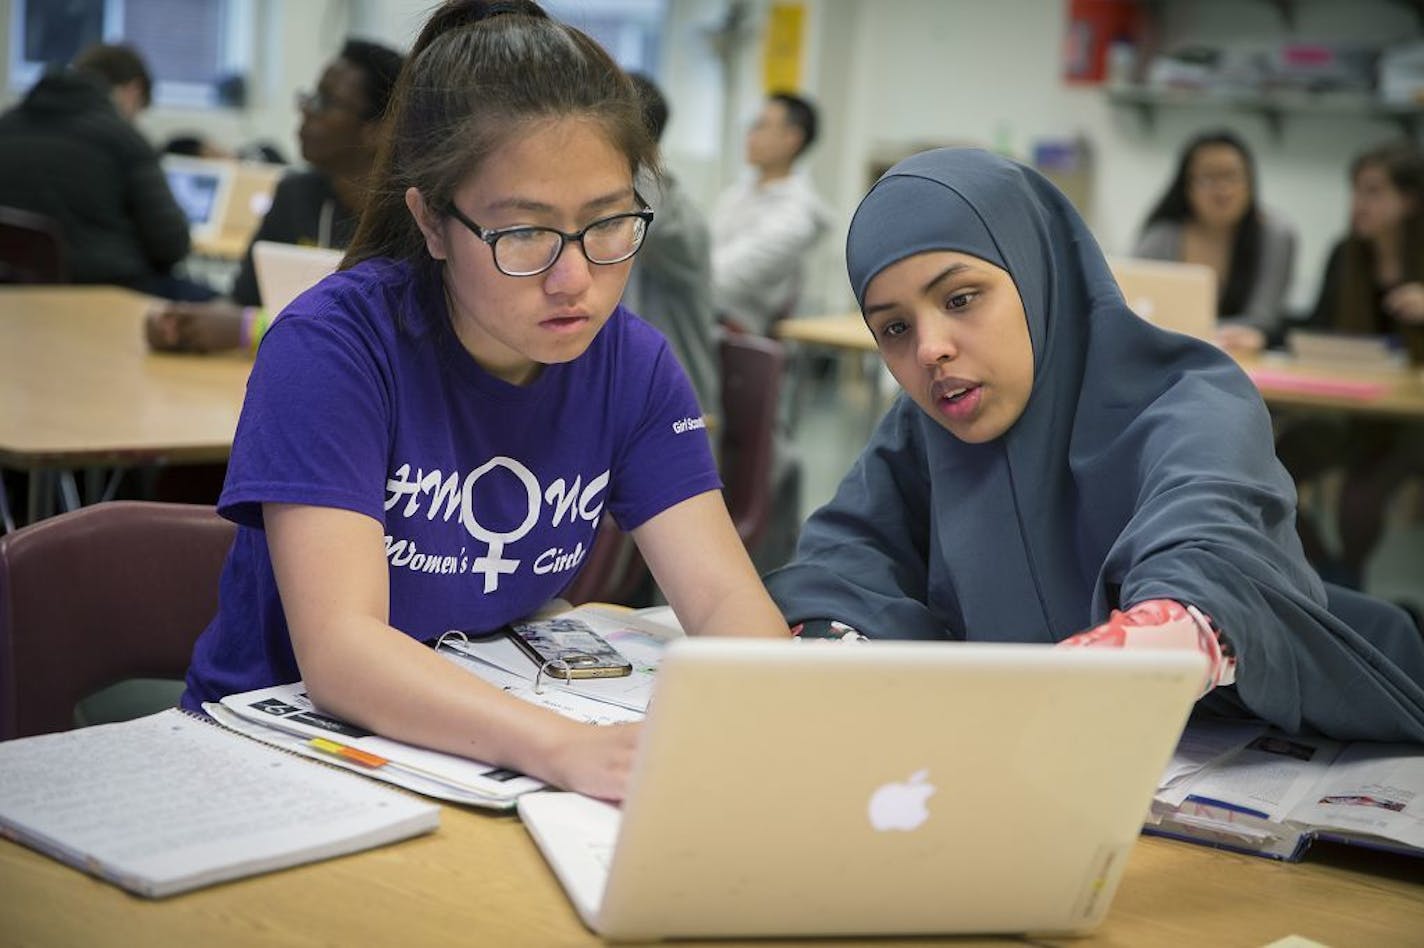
405,187,448,260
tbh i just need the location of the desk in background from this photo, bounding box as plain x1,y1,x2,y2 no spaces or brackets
0,286,250,527
777,313,1424,426
1,800,1420,946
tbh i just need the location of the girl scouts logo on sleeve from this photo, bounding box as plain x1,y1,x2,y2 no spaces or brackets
383,457,608,594
672,416,706,434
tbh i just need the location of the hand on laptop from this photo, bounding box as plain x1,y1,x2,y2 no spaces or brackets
546,720,642,802
146,300,245,353
1057,599,1236,698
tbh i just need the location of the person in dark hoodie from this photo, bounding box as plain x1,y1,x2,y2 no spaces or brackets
0,43,206,300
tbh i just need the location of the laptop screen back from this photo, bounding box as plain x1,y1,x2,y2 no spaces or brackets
1109,256,1217,341
161,157,236,239
590,639,1204,940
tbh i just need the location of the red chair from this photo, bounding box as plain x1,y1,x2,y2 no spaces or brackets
719,333,787,553
0,205,66,284
560,515,648,607
0,502,234,739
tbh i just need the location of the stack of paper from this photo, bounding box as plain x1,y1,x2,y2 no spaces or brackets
1148,723,1424,861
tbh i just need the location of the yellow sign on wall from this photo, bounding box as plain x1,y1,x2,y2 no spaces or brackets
762,2,805,94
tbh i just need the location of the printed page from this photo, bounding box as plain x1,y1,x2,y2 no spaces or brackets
1285,743,1424,851
1157,720,1268,803
204,703,522,809
217,683,548,797
1170,731,1342,821
0,709,438,897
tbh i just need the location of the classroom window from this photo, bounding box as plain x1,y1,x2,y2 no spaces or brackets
7,0,254,109
544,0,665,75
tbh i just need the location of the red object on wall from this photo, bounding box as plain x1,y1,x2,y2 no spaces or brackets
1063,0,1142,84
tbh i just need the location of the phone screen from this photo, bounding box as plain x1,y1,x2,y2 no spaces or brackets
509,617,633,679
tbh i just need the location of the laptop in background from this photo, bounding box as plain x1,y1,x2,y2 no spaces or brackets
1109,256,1218,341
518,639,1204,941
161,156,234,243
252,241,342,316
223,163,284,242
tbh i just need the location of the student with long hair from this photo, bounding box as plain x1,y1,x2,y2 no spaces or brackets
1134,130,1297,351
765,148,1424,742
181,0,787,801
1276,141,1424,592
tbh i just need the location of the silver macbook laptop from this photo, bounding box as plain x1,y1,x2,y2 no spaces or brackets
518,639,1204,941
1109,256,1218,341
252,240,343,316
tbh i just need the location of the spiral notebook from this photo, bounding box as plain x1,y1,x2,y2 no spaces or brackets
0,709,439,897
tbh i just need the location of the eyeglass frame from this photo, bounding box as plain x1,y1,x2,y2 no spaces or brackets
295,89,372,119
443,196,655,277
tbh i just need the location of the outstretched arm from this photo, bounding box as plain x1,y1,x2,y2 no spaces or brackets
266,502,640,801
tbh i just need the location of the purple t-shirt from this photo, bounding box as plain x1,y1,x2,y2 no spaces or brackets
182,257,719,708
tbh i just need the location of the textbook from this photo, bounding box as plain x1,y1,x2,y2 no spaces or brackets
207,606,662,807
1147,720,1424,861
0,709,439,898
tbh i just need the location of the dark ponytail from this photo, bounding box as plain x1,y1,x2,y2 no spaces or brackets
342,0,658,285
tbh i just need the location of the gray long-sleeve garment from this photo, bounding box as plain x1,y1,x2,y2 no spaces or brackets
1132,209,1297,333
765,149,1424,744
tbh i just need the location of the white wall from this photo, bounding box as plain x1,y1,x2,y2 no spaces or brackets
735,0,1412,316
2,0,1405,317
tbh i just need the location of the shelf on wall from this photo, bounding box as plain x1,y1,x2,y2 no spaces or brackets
1106,84,1424,138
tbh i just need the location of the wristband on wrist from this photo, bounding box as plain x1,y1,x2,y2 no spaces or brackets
242,307,271,355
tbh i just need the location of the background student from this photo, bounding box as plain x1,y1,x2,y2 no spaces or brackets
1275,140,1424,593
709,91,830,334
765,147,1424,743
621,72,719,411
0,43,204,300
181,0,787,803
1133,129,1297,352
146,39,403,353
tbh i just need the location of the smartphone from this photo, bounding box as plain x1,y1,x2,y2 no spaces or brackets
506,616,633,679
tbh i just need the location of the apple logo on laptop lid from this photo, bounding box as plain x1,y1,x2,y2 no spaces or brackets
868,769,935,831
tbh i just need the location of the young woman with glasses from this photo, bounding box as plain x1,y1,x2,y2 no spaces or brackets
1133,129,1297,353
180,0,788,801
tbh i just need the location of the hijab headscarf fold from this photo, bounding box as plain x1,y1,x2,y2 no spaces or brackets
766,148,1424,742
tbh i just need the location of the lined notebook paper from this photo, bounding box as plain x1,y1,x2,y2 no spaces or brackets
0,709,439,897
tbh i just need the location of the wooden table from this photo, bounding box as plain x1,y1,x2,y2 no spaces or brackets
1,801,1420,946
0,286,250,525
777,313,1424,422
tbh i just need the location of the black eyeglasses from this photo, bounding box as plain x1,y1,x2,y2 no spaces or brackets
444,199,654,277
295,89,368,118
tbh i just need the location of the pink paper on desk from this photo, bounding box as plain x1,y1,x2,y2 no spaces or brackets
1245,369,1388,401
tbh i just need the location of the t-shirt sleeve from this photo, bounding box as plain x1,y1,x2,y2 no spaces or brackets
604,329,722,531
218,299,391,530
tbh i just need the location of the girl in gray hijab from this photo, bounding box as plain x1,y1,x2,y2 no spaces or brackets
765,148,1424,742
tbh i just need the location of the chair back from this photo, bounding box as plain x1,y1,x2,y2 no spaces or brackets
0,502,234,739
560,515,648,607
719,333,786,551
0,205,66,284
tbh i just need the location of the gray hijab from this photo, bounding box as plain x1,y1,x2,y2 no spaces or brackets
767,148,1424,742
